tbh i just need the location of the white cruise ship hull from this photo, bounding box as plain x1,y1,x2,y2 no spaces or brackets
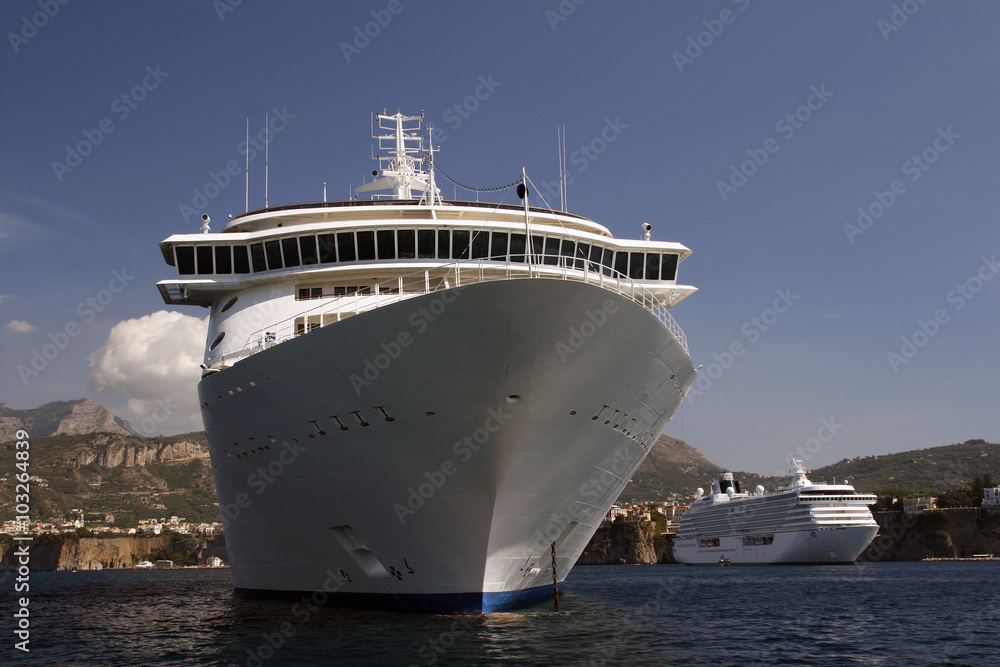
200,278,694,612
673,525,879,565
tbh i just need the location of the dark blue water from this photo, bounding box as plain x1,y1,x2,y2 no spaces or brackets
4,563,998,666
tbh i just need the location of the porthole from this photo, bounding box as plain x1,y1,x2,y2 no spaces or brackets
209,331,226,351
221,296,238,313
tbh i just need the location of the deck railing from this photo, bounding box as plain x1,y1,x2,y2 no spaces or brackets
212,258,688,370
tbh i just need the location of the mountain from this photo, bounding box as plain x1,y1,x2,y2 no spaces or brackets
3,399,996,527
614,436,1000,504
809,439,1000,495
0,430,217,527
616,435,724,503
0,399,136,441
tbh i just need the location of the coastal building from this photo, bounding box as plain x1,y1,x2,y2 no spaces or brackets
983,487,1000,508
903,497,938,514
606,506,628,522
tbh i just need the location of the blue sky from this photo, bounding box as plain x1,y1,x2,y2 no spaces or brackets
1,0,998,474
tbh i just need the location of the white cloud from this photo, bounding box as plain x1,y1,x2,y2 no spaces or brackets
0,294,14,304
6,319,37,333
89,310,209,436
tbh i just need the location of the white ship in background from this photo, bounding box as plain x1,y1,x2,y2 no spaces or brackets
673,460,879,565
157,111,697,612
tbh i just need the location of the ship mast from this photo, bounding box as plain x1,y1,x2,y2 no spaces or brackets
355,110,440,202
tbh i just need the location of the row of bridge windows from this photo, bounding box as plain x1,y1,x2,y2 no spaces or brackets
174,229,679,281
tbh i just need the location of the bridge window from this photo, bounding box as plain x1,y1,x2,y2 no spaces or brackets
661,253,678,280
575,242,590,270
491,232,508,260
299,236,318,265
264,240,283,270
337,232,356,262
417,230,435,258
250,243,266,272
397,229,416,259
452,230,470,259
282,237,300,268
357,231,376,260
614,251,628,277
531,235,544,262
196,246,214,275
509,233,526,262
589,244,603,272
602,248,614,276
561,239,575,267
543,237,559,265
629,252,644,280
471,231,489,259
176,246,195,275
233,245,250,274
437,229,450,259
377,230,395,259
214,246,232,275
645,253,660,280
318,234,337,263
297,287,322,300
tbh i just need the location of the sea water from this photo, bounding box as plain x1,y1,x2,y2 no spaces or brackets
5,562,998,666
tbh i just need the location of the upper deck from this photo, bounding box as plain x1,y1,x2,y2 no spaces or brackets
157,111,698,364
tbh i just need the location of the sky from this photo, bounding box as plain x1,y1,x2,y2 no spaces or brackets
1,0,998,475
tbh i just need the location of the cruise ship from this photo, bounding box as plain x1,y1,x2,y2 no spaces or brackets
673,460,879,565
157,111,697,612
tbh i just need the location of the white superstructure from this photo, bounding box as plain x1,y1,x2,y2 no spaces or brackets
157,111,697,612
673,460,879,564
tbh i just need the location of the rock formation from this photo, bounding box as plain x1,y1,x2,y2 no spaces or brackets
0,399,135,441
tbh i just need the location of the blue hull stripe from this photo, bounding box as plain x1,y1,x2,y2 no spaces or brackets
233,584,554,614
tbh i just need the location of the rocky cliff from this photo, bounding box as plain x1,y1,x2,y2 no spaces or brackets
577,520,669,565
0,534,229,571
860,508,1000,561
57,433,209,469
0,399,135,441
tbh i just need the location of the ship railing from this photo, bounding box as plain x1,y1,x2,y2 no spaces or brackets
216,257,688,370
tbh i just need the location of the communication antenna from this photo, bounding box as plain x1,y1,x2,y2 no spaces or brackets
557,125,568,212
264,111,269,208
244,117,249,212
